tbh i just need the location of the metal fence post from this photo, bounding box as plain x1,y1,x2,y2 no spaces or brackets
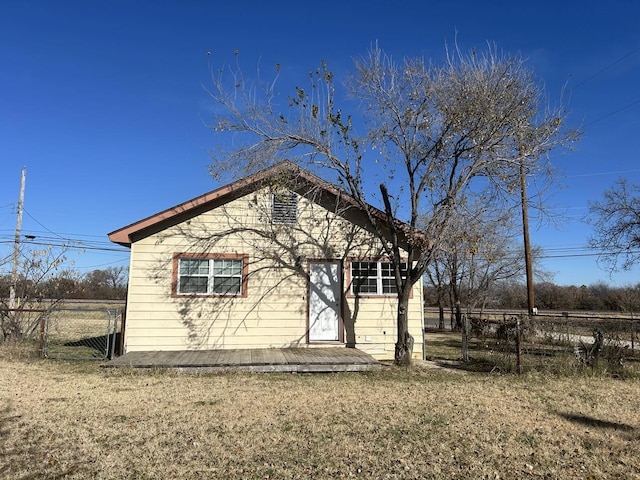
109,309,119,360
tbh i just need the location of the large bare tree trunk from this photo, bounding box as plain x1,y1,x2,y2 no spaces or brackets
394,290,414,365
437,285,446,330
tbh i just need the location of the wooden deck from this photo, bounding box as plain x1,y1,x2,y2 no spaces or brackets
102,347,381,373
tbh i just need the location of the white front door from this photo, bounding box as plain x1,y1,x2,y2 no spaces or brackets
308,262,341,342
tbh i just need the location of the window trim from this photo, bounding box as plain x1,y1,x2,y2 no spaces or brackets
172,253,249,297
347,258,411,297
271,192,298,225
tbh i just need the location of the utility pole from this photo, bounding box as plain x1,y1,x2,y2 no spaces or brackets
9,168,26,310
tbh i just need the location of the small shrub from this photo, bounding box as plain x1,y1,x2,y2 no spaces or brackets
574,330,604,368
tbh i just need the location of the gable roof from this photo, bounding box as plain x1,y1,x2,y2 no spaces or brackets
108,161,412,248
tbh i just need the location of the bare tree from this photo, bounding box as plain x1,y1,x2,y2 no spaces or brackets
426,199,542,360
425,261,448,330
84,266,128,299
207,44,576,365
588,178,640,271
0,246,68,342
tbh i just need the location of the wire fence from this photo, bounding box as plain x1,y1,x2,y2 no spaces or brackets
0,308,48,348
43,307,123,360
424,309,640,374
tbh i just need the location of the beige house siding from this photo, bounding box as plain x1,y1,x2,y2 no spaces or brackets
123,188,424,360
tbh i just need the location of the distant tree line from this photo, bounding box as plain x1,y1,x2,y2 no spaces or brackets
0,266,127,302
424,280,640,313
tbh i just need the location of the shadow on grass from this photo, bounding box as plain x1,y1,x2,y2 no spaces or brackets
437,358,506,373
558,412,634,432
62,332,122,358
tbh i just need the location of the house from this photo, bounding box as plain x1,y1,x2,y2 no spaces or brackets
108,162,424,360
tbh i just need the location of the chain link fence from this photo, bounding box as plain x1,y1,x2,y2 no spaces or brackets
43,307,123,360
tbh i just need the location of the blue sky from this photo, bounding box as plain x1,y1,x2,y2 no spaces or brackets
1,0,639,287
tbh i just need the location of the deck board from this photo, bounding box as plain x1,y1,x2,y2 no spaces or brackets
103,347,380,372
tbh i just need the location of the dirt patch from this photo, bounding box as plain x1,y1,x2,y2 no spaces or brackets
412,358,468,373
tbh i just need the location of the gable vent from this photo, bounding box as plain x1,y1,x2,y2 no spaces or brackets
272,192,298,225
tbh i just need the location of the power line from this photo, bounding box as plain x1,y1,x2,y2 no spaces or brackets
23,208,68,241
0,206,125,253
572,46,640,90
0,234,125,250
0,239,129,253
567,46,640,128
72,259,130,271
3,233,119,247
569,169,640,178
539,251,610,259
585,98,640,127
0,228,114,240
0,230,115,243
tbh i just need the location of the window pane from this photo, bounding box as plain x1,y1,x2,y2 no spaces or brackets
381,262,408,278
351,261,363,277
177,257,244,295
353,277,378,294
214,259,242,276
352,261,377,278
213,260,224,275
180,259,209,275
179,276,208,294
351,260,408,295
352,261,379,294
382,278,398,294
228,260,242,275
380,262,393,277
212,277,241,294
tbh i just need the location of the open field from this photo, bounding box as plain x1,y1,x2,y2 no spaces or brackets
1,342,640,479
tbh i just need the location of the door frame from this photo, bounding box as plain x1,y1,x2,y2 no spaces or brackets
306,259,344,344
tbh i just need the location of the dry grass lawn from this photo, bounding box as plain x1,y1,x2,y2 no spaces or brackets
1,346,639,479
